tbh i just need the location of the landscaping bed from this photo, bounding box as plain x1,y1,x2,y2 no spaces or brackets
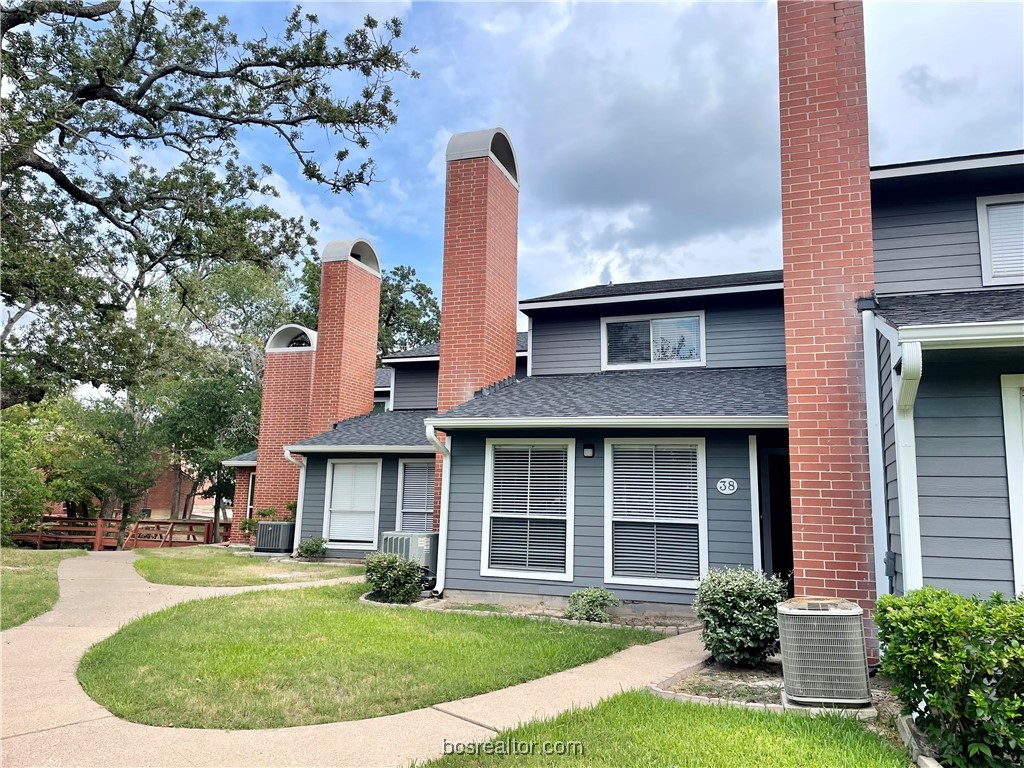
132,545,362,586
420,689,912,767
1,547,86,630
77,582,660,729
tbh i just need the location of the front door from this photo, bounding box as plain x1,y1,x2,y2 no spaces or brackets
759,446,794,596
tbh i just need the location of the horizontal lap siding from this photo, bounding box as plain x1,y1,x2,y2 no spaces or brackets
444,429,758,605
529,303,785,375
300,454,405,559
392,365,439,410
914,350,1019,596
878,333,903,595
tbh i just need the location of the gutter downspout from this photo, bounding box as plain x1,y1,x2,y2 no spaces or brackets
893,341,924,591
425,422,451,596
861,309,890,600
284,448,307,557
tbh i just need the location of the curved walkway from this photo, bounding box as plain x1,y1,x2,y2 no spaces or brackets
1,551,708,767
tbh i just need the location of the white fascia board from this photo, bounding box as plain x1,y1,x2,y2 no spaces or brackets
382,351,527,364
898,321,1024,349
518,282,784,312
221,460,257,467
871,152,1024,180
425,415,787,430
283,444,436,454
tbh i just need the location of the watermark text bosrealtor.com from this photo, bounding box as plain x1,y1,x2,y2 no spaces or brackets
442,739,584,757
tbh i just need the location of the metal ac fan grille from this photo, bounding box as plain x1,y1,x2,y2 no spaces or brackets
779,612,871,705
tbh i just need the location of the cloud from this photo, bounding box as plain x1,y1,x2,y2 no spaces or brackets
899,65,975,106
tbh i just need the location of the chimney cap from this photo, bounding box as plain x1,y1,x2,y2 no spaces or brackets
446,127,518,186
322,238,381,277
266,323,317,352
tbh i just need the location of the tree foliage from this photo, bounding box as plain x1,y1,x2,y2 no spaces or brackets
292,259,439,359
1,0,418,408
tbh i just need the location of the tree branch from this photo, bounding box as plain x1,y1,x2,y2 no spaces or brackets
1,0,120,36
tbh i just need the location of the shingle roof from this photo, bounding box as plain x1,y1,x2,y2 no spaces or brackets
375,368,393,388
876,289,1024,327
519,270,783,305
384,332,528,360
288,409,436,449
222,449,257,466
431,367,788,421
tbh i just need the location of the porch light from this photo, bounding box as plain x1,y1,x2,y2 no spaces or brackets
583,444,595,458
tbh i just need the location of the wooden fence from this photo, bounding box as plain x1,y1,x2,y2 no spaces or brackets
12,516,232,551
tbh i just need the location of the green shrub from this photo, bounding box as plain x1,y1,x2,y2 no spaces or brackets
237,518,259,536
875,587,1024,768
296,537,328,560
564,587,620,622
364,552,423,604
255,507,278,520
694,567,788,667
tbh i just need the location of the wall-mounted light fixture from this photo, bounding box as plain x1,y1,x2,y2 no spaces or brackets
582,444,595,459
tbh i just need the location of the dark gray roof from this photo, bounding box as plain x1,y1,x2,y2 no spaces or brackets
432,367,788,421
520,270,783,305
876,289,1024,327
288,409,436,449
375,368,393,389
384,332,528,361
223,449,257,465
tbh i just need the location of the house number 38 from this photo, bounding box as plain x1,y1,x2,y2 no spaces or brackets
716,478,738,495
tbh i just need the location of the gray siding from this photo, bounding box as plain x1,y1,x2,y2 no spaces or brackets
878,332,903,595
299,454,415,559
392,364,438,410
529,303,785,376
444,428,761,605
913,349,1020,597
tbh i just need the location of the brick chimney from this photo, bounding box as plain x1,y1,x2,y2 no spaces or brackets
308,239,382,434
242,323,317,539
778,1,877,613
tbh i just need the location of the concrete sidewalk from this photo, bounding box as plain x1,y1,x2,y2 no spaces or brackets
1,551,708,767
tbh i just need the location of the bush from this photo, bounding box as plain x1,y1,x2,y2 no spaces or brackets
875,587,1024,768
694,567,788,667
564,587,620,622
237,518,259,536
364,552,423,604
255,507,278,520
296,537,327,560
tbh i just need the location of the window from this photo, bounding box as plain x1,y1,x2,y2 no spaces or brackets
978,194,1024,286
372,397,390,413
602,311,705,369
323,460,381,548
481,439,574,581
604,439,707,588
398,460,435,532
246,473,256,519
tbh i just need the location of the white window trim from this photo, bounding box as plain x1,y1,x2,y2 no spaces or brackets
600,310,706,371
322,458,383,550
396,458,435,533
373,395,392,412
603,437,709,589
480,437,575,582
246,472,256,519
1000,374,1024,596
978,193,1024,287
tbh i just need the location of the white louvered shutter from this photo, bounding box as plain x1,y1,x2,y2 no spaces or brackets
488,445,569,574
986,202,1024,280
328,462,378,543
400,463,434,532
610,444,701,580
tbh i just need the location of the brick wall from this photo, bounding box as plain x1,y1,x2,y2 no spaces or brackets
778,1,876,618
309,256,381,435
229,467,254,543
435,136,520,524
251,349,315,524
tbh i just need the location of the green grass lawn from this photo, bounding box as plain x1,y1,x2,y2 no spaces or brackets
1,548,87,630
78,583,659,729
132,545,363,586
420,690,911,768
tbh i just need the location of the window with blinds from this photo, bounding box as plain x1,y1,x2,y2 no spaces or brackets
604,312,704,368
607,442,705,584
979,196,1024,286
326,461,379,545
484,442,572,577
399,461,435,533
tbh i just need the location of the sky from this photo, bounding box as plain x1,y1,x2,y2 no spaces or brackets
207,1,1024,320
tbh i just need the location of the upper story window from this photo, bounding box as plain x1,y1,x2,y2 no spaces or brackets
978,194,1024,286
601,311,705,370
